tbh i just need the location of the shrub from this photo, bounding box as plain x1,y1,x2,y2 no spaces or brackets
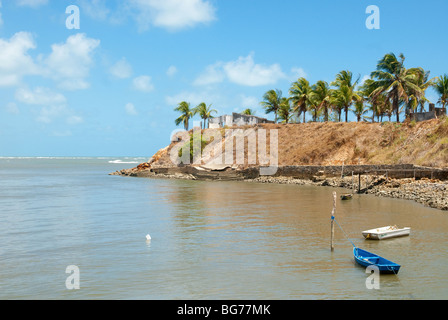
178,132,208,164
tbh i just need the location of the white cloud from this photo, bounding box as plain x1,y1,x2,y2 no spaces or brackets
166,65,178,77
110,58,133,79
193,62,225,86
15,87,67,105
0,32,40,87
132,75,154,92
14,86,83,125
129,0,216,31
0,32,99,90
36,105,68,124
125,102,138,115
16,0,48,8
42,33,100,90
224,53,286,87
194,53,287,87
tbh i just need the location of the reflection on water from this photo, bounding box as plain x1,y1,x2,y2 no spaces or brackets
0,158,448,299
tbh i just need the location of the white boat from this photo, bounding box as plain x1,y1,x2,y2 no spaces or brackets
362,226,411,240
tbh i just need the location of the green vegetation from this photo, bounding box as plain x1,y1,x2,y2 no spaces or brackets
241,108,256,115
193,102,217,129
260,89,283,124
174,101,194,131
177,132,208,164
434,74,448,109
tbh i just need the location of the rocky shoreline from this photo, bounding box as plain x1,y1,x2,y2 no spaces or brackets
245,175,448,211
110,166,448,211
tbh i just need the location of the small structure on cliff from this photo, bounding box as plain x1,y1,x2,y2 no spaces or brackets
209,113,274,128
409,103,447,122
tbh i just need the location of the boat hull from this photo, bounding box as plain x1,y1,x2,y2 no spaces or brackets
362,226,410,240
353,247,401,274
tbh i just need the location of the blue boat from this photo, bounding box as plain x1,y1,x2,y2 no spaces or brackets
353,247,401,274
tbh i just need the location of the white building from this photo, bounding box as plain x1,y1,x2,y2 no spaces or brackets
209,113,274,129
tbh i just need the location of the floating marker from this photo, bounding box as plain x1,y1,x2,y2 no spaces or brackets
146,234,151,241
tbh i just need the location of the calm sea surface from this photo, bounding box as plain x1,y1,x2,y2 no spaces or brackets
1,157,448,300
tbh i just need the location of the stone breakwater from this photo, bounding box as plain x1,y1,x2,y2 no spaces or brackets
110,165,448,211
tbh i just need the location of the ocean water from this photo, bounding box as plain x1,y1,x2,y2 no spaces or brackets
1,157,448,300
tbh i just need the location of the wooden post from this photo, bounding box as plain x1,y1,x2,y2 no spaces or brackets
352,171,354,194
331,191,337,252
358,174,361,194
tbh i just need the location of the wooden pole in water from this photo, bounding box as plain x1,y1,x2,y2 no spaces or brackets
358,173,361,194
331,191,337,252
352,171,354,194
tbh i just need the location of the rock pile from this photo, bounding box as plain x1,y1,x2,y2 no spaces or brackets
247,175,448,211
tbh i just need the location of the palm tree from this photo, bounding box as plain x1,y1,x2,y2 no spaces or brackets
358,78,391,122
174,101,194,131
193,102,217,129
260,89,282,123
242,108,256,115
331,70,361,122
433,74,448,109
370,53,422,122
277,97,293,124
405,67,436,113
310,80,332,122
307,94,320,122
351,100,368,122
332,85,353,122
289,77,312,123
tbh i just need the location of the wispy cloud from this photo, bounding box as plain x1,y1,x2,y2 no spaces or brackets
132,75,154,92
16,0,48,8
125,102,138,115
14,86,83,124
166,65,178,77
110,57,133,79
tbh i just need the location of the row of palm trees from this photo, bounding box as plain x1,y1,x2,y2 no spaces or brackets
174,53,448,129
262,53,448,123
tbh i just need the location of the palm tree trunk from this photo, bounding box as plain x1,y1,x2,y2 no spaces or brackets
345,106,349,122
393,95,400,123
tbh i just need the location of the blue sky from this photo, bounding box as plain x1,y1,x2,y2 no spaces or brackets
0,0,447,157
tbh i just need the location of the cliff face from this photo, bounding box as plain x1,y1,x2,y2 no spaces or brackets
145,118,448,169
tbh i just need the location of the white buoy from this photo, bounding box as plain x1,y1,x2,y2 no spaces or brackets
146,234,151,241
